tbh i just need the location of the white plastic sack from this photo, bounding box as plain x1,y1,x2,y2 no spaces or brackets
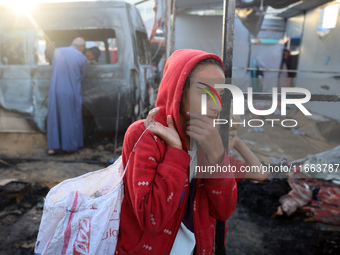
35,156,124,255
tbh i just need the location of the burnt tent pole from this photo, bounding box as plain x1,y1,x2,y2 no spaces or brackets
222,0,235,79
215,0,236,255
114,65,122,159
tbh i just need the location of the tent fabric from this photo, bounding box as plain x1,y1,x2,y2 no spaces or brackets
255,18,285,39
174,0,297,36
237,6,287,36
294,6,340,121
276,176,313,216
249,18,285,91
249,43,284,91
278,0,334,18
174,14,224,57
277,172,340,226
236,7,265,36
173,13,251,91
236,0,301,9
175,0,301,12
174,1,332,36
285,14,304,38
175,0,223,12
173,14,285,92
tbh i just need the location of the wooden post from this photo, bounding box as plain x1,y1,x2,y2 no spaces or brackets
165,0,172,60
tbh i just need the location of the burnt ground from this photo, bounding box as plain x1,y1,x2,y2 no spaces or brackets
1,108,340,254
0,184,49,255
226,179,340,255
0,132,123,255
1,173,339,255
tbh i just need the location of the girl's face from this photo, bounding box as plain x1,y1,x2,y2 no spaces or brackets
180,64,225,122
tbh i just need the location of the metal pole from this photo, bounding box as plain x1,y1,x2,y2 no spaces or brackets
215,0,236,254
222,0,235,78
114,65,122,158
171,0,177,54
166,0,172,59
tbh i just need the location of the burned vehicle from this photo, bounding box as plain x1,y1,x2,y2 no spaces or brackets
0,1,154,133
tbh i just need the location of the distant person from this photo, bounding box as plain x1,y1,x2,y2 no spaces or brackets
85,46,101,64
47,37,88,155
278,49,293,89
282,49,293,75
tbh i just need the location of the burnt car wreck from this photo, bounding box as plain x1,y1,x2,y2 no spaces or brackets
0,1,155,133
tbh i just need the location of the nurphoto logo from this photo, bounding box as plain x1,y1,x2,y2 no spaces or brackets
200,84,312,128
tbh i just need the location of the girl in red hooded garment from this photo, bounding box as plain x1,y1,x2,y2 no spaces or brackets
115,49,239,255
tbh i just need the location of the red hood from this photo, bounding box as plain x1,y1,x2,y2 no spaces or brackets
155,49,224,151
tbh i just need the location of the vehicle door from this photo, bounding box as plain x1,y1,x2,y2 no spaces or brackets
135,30,155,117
0,30,39,128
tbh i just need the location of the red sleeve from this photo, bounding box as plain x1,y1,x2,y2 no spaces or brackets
198,149,238,221
122,123,190,234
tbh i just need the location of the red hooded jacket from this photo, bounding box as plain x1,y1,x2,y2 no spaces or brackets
115,49,238,254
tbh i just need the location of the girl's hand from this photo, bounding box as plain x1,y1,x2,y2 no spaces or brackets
186,111,224,164
144,108,183,150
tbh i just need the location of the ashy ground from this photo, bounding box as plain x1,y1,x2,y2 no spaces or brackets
0,108,340,254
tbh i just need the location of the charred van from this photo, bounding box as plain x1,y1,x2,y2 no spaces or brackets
0,1,154,133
